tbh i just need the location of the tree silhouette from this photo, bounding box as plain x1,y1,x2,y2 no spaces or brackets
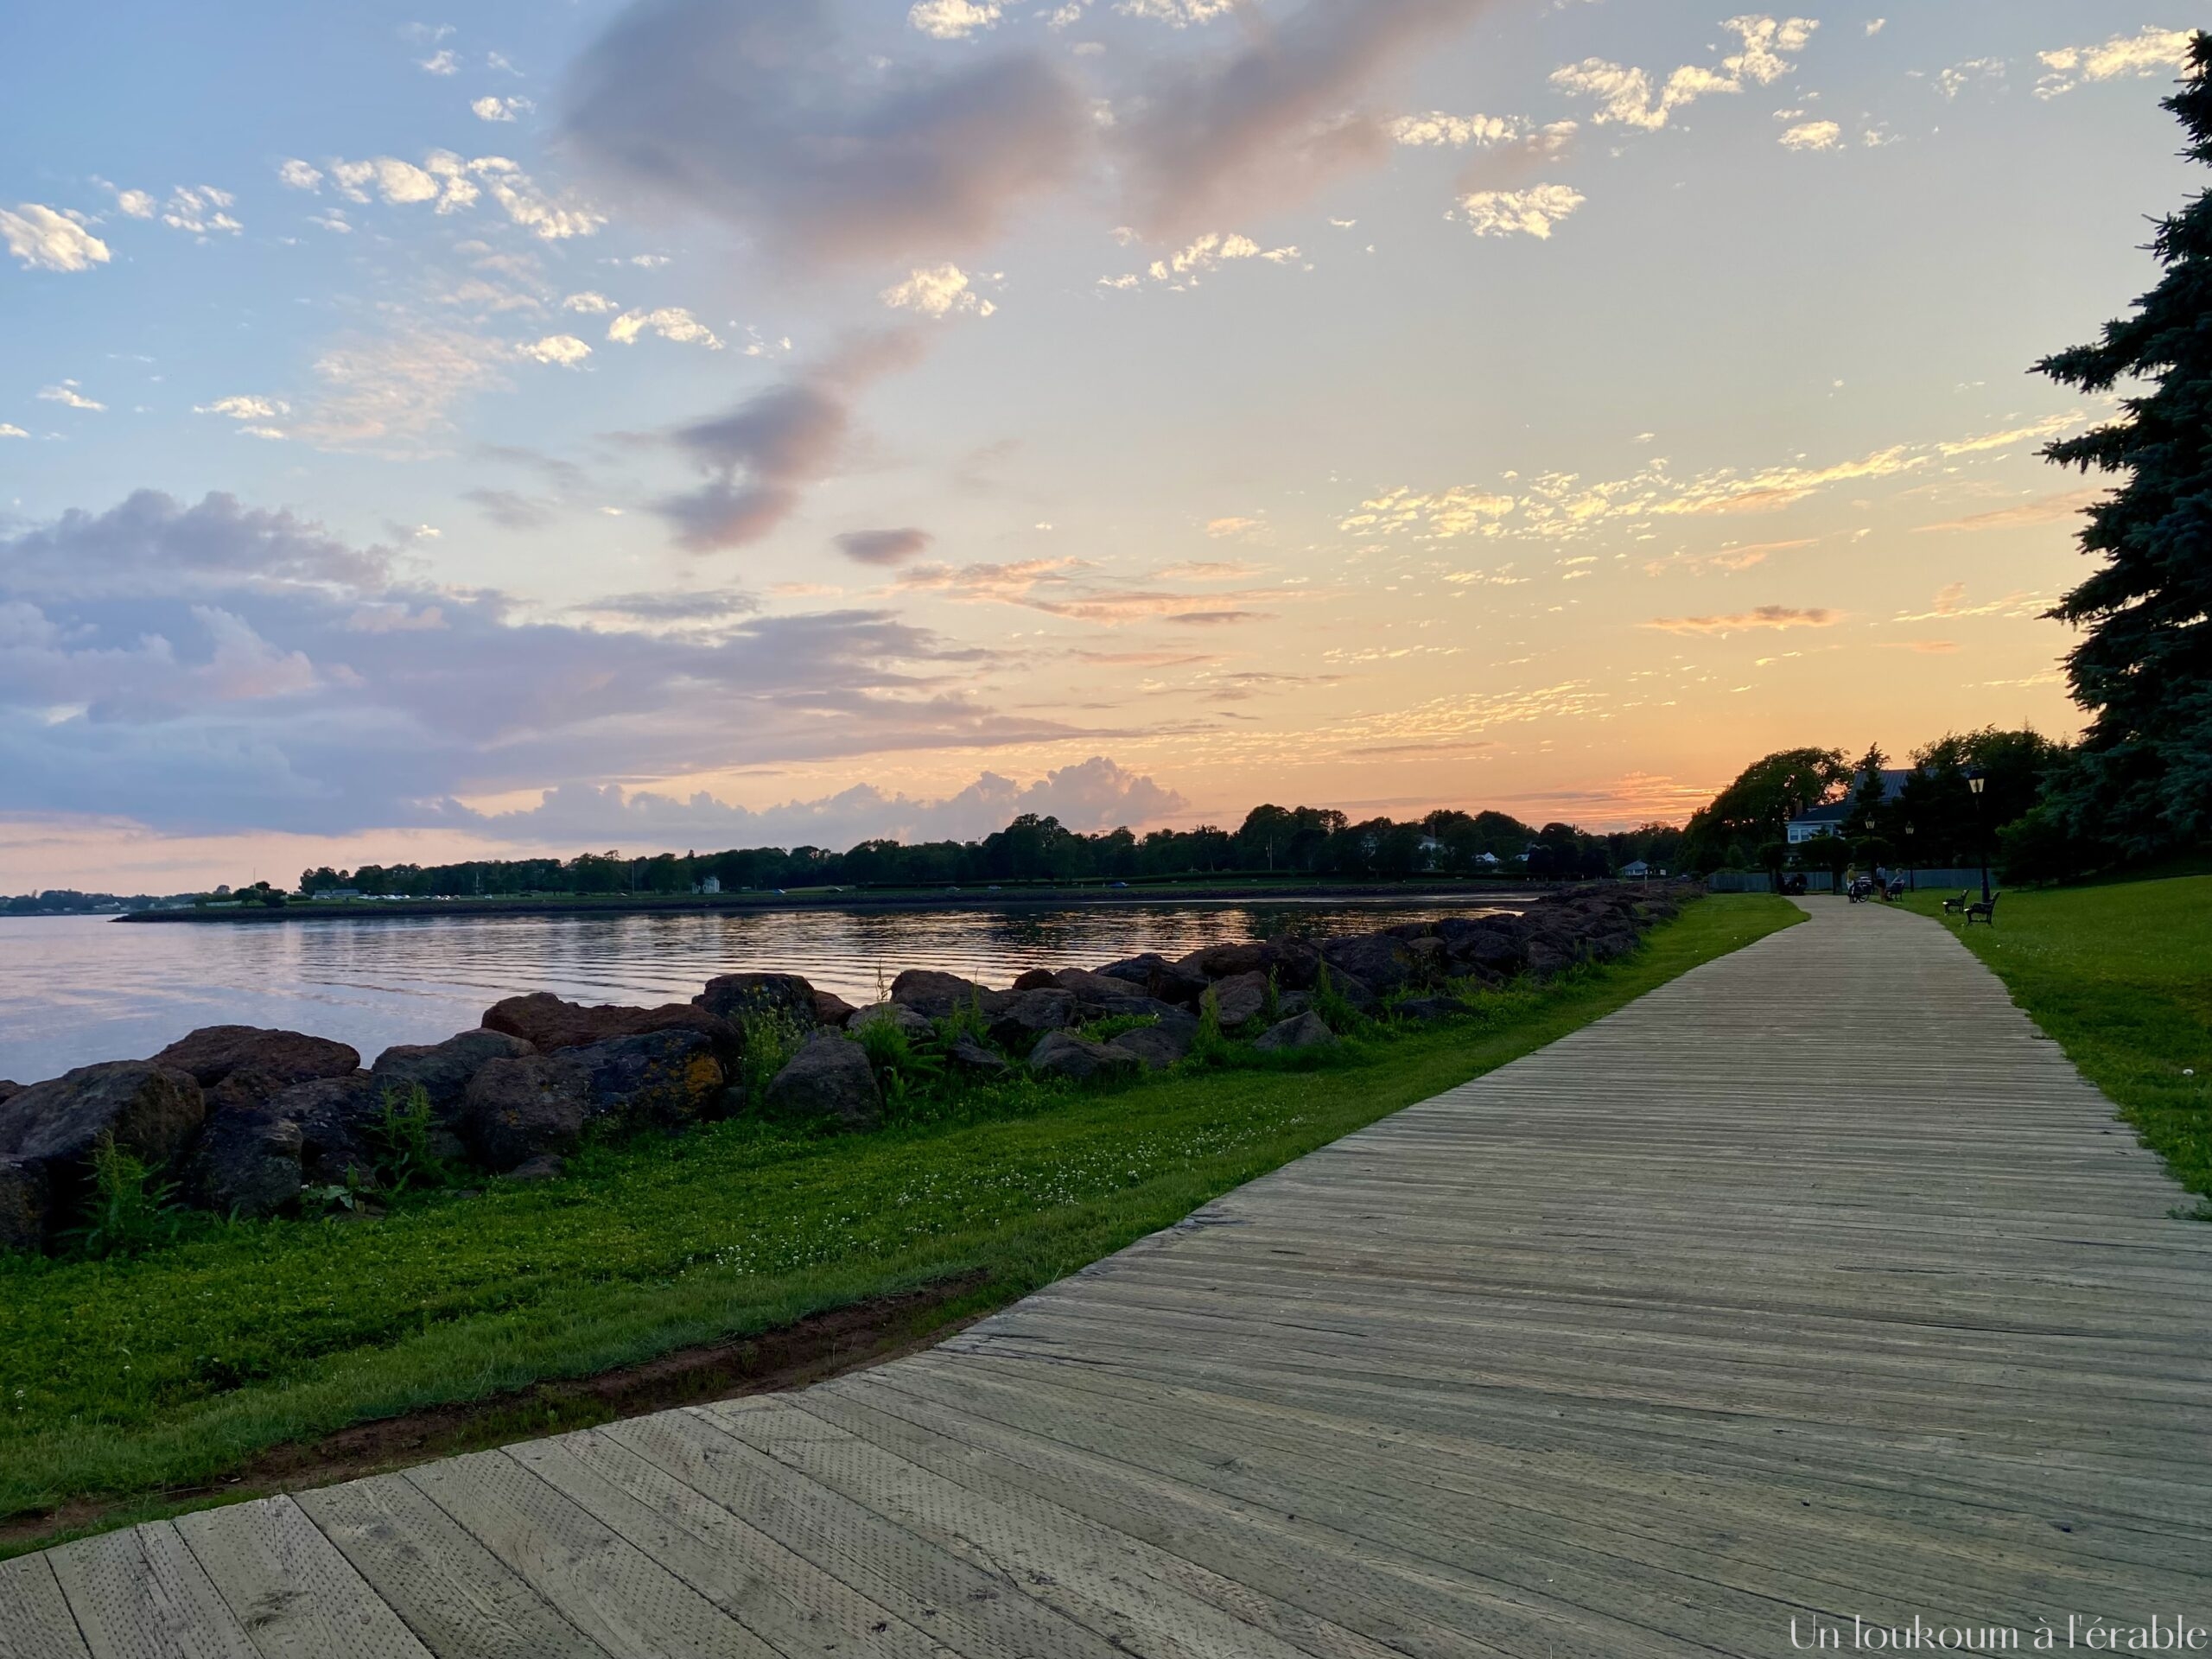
2034,32,2212,855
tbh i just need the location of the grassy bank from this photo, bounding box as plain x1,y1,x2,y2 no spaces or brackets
1902,876,2211,1210
0,894,1796,1548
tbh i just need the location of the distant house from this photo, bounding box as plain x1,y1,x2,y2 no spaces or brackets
696,875,721,894
1473,850,1500,868
1621,860,1657,879
1786,768,1911,843
309,888,363,902
1785,801,1853,844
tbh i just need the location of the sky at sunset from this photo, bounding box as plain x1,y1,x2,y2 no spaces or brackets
0,0,2199,891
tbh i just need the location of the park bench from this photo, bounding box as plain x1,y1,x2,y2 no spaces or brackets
1964,892,2000,926
1941,891,1972,914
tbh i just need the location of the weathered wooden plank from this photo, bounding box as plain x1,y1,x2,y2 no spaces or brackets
48,1522,261,1659
169,1497,431,1659
506,1426,948,1658
710,1396,1394,1659
407,1450,775,1659
610,1406,1128,1659
0,1550,92,1659
296,1474,608,1659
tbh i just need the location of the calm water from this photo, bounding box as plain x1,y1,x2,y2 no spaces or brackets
0,899,1526,1084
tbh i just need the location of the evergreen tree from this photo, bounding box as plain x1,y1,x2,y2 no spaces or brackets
2033,33,2212,855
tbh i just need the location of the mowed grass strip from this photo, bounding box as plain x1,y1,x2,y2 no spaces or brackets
1903,874,2212,1207
0,895,1797,1530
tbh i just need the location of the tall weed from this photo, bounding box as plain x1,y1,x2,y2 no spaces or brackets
67,1137,183,1260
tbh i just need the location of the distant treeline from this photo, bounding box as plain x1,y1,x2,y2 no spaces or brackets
2,890,175,916
278,806,1688,901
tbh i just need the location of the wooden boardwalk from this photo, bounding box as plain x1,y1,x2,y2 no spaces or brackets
7,899,2209,1656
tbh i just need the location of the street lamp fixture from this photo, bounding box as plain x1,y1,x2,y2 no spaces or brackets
1963,767,1991,903
1904,822,1916,892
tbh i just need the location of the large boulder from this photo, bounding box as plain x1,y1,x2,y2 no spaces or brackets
1319,968,1378,1014
1032,969,1161,1015
1404,937,1450,985
372,1029,536,1111
761,1033,881,1130
0,1061,205,1188
1093,953,1211,1007
0,1161,48,1254
1586,926,1640,962
484,993,733,1055
554,1029,725,1134
1103,1017,1196,1072
1437,919,1523,975
1027,1031,1141,1085
987,989,1076,1052
0,1082,21,1106
1209,971,1270,1032
152,1027,359,1113
693,973,821,1028
846,1002,934,1040
1254,1011,1338,1053
1175,938,1320,990
188,1109,304,1219
1319,933,1415,995
267,1075,385,1186
1522,937,1580,979
811,988,859,1027
457,1055,591,1173
943,1036,1010,1077
887,969,990,1020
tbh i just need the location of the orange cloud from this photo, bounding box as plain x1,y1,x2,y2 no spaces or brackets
1642,605,1841,635
1912,488,2102,533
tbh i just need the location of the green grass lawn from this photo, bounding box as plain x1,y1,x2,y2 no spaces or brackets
1902,876,2212,1210
0,894,1796,1546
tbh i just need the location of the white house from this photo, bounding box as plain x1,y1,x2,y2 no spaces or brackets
1786,768,1913,843
696,875,721,894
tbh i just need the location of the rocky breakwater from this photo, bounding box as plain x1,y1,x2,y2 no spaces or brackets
0,882,1694,1252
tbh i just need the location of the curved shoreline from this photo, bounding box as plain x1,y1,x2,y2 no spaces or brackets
112,878,1558,925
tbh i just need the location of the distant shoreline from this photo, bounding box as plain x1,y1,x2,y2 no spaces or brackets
112,878,1554,925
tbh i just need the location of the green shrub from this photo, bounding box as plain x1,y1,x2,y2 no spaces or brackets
372,1084,450,1195
1261,969,1281,1027
737,1007,811,1103
932,988,992,1049
1312,958,1363,1031
1078,1011,1160,1045
1191,986,1232,1066
66,1137,183,1261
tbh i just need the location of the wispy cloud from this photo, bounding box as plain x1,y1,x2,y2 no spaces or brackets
1453,183,1585,238
1779,119,1841,150
2037,26,2195,99
1344,412,2088,542
908,0,1001,39
1643,605,1840,636
1,204,110,272
37,381,105,411
607,307,723,350
1553,16,1817,131
880,264,996,318
1912,489,2102,533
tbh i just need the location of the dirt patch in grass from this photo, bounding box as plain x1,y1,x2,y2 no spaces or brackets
0,1269,993,1557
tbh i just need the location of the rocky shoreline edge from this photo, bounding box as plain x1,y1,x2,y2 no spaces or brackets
0,882,1693,1254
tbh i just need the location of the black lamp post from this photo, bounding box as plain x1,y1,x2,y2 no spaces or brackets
1965,769,1990,903
1904,822,1916,892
